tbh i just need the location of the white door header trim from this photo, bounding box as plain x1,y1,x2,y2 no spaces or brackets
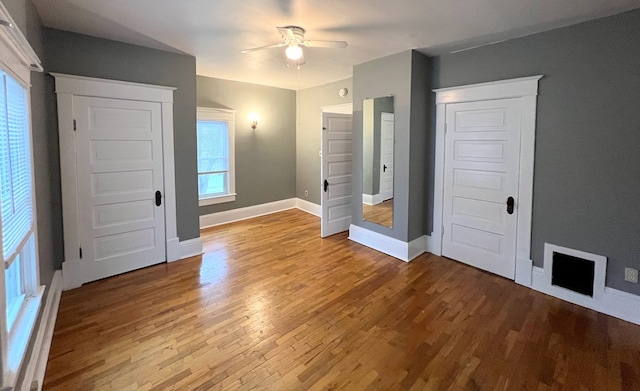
51,73,176,103
433,75,543,104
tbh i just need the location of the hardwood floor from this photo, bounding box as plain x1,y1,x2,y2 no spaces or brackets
44,209,640,390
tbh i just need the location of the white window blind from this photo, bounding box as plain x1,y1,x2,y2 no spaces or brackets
0,71,33,267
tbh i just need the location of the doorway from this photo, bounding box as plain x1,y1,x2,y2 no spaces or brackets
432,76,542,282
320,103,353,237
53,74,179,289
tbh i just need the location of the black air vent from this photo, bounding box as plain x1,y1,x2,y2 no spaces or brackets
552,252,595,297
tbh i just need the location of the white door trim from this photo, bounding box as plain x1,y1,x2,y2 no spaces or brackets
52,73,180,290
432,75,542,285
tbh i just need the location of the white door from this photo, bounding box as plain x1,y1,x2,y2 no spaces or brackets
321,112,353,237
442,98,522,279
74,96,166,283
379,112,394,202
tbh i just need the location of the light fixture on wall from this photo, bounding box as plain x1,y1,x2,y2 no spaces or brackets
249,112,260,130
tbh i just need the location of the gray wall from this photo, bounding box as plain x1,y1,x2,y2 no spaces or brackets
431,9,640,294
2,0,57,287
352,51,431,242
297,78,353,204
197,75,296,215
43,28,200,248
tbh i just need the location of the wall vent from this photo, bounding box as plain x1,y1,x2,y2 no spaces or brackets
544,243,607,301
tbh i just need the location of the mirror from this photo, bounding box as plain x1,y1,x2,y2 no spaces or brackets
362,96,394,227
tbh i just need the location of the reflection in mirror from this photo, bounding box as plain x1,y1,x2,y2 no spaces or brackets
362,96,394,227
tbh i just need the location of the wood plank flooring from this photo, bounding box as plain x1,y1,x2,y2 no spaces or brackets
44,209,640,390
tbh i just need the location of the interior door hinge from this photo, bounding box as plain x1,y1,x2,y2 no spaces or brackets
444,122,448,133
73,119,77,131
79,247,83,259
442,226,445,237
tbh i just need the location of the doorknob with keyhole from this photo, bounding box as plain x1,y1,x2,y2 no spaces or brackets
506,196,514,214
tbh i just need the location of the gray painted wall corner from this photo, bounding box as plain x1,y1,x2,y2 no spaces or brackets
197,75,297,215
296,78,353,205
431,9,640,295
43,28,200,245
352,51,415,242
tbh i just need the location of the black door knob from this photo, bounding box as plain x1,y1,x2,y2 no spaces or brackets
506,196,514,214
324,179,329,192
383,164,387,172
155,190,162,206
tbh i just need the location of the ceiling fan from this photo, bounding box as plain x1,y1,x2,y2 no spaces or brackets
241,26,348,68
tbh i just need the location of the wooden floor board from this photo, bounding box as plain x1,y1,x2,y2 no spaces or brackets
44,209,640,390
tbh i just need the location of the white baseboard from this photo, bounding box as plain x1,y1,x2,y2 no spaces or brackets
424,234,441,256
362,194,373,205
20,270,63,391
166,237,180,262
528,266,640,326
200,198,297,229
348,224,427,262
174,237,203,261
515,257,533,286
295,198,321,217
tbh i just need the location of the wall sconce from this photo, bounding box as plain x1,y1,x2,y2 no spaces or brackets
249,112,260,130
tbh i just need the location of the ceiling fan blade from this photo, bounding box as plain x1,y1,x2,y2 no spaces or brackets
277,26,296,41
303,40,348,49
241,42,286,53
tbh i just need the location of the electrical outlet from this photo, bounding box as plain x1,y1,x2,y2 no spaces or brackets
304,190,309,197
624,267,639,284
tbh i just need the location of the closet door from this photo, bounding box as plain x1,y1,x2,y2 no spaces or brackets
74,96,166,283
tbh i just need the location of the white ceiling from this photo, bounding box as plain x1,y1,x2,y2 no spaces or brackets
34,0,640,90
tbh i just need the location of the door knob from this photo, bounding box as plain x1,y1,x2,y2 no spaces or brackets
383,164,387,172
324,179,329,192
506,196,514,214
155,190,162,206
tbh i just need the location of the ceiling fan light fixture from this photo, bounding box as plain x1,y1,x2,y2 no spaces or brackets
285,45,303,60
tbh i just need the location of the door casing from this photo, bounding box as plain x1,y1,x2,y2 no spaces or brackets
52,73,178,290
432,75,542,285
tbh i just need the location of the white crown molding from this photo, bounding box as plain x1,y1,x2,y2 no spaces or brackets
433,75,543,104
50,73,176,102
0,3,42,86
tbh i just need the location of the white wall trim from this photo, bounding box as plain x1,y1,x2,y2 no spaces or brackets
52,73,179,287
432,75,542,282
172,238,203,262
433,75,543,104
50,73,175,102
295,198,321,217
529,266,640,326
348,225,427,262
321,103,353,114
19,271,62,391
200,198,297,229
543,243,607,301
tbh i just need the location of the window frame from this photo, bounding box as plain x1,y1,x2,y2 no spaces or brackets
196,107,236,206
0,4,44,389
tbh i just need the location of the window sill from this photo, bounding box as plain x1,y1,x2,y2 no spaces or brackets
3,286,44,389
199,193,236,207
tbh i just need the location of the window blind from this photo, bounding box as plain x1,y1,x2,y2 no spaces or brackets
0,71,33,267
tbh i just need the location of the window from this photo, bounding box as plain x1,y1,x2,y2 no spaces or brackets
197,107,236,206
0,3,43,388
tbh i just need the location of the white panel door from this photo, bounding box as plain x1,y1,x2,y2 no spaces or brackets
74,96,166,283
321,113,352,237
442,98,522,279
380,112,394,202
